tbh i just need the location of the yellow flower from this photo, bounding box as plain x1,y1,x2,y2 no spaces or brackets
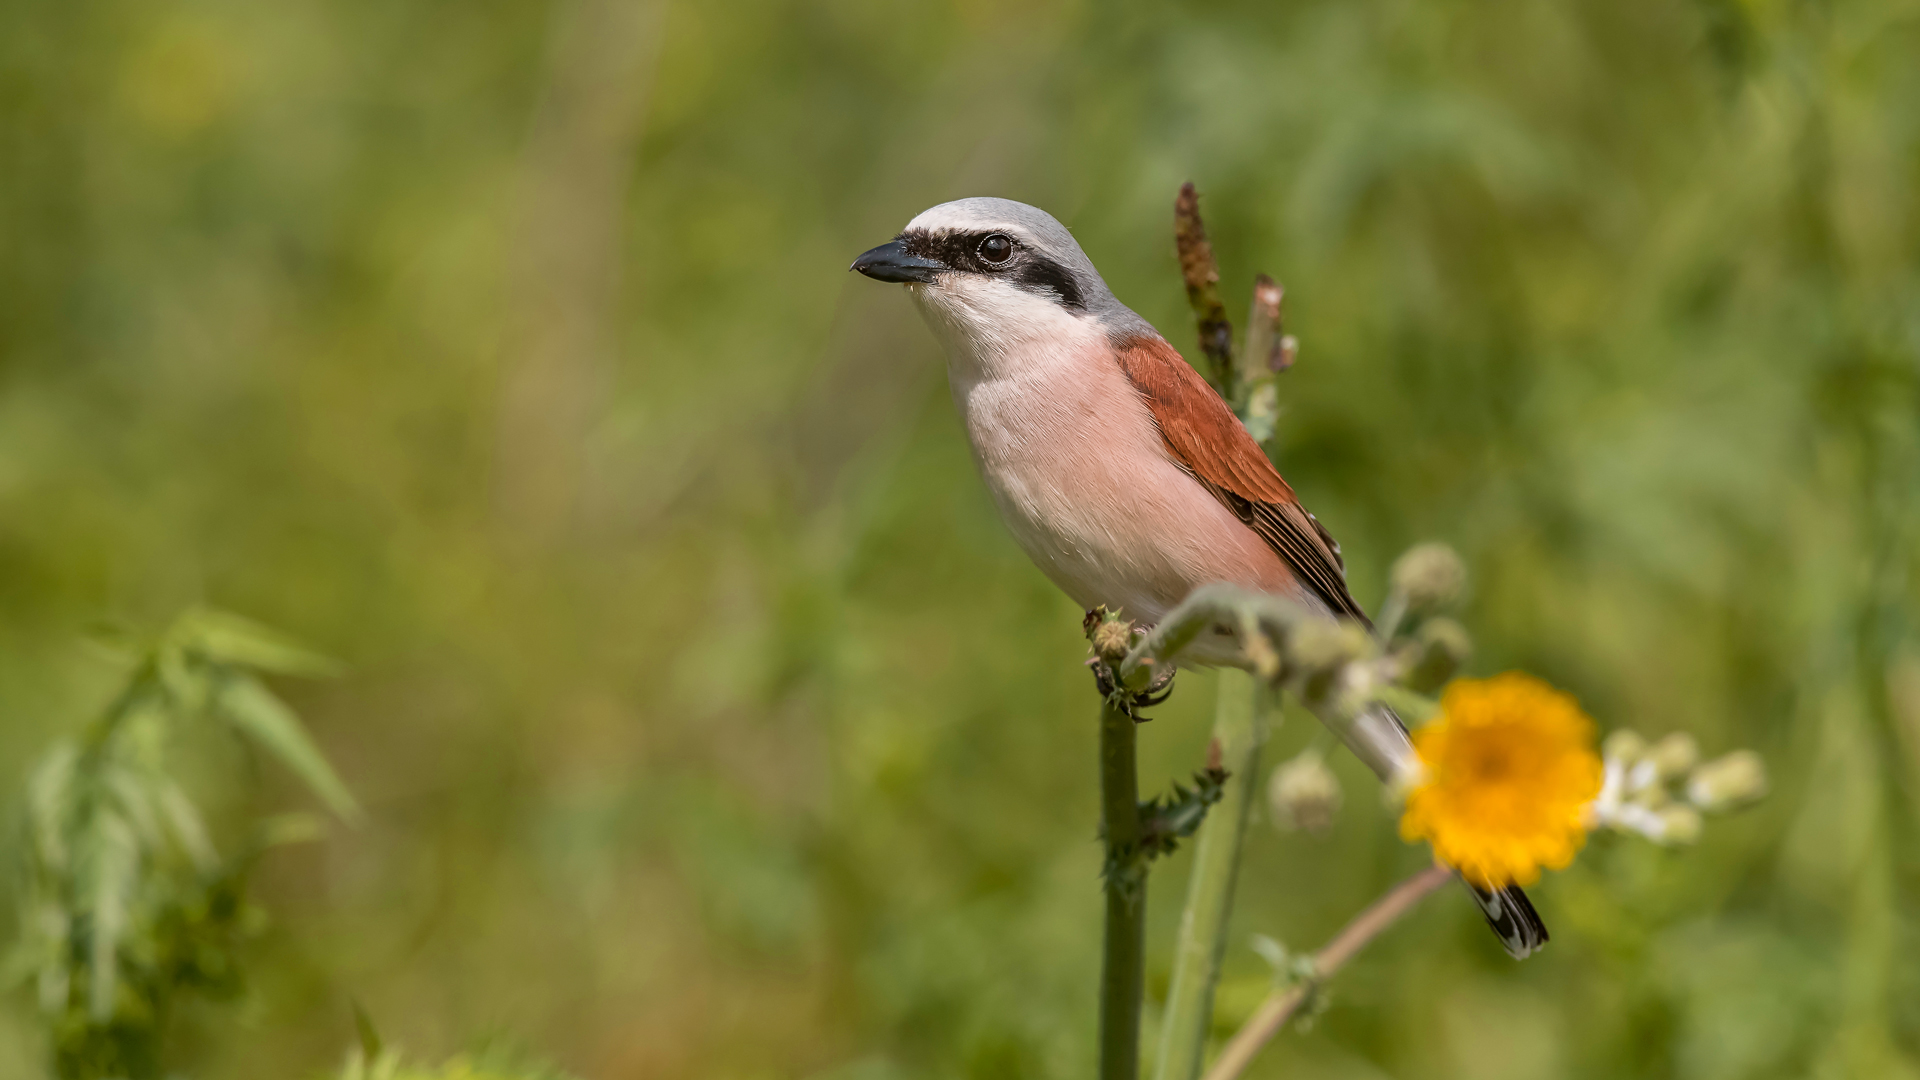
1398,673,1604,888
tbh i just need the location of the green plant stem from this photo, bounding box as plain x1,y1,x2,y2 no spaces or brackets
1099,694,1146,1080
1153,668,1271,1080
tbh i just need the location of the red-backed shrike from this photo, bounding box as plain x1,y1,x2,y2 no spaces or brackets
852,197,1546,958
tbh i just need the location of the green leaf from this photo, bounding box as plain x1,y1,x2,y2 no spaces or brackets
84,811,138,1022
251,812,328,853
155,779,219,872
25,742,77,874
179,607,340,677
353,1001,385,1061
157,639,210,713
215,673,362,823
104,764,165,853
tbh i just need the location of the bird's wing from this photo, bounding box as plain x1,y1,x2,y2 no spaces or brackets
1113,334,1370,626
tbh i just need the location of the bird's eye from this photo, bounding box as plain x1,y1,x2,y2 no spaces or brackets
978,233,1014,264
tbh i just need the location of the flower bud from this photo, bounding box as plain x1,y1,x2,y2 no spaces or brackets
1646,732,1699,781
1269,750,1342,836
1090,620,1133,665
1627,780,1670,810
1654,804,1703,845
1401,618,1471,694
1390,543,1467,611
1287,618,1371,673
1687,750,1768,812
1287,618,1371,703
1601,728,1647,766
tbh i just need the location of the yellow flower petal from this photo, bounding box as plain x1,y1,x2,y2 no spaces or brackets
1398,672,1604,888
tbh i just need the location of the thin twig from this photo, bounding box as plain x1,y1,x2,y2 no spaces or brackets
1201,864,1454,1080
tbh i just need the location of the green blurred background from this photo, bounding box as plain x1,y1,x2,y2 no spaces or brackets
3,0,1918,1076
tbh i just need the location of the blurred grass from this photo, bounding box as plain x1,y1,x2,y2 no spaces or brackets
1,0,1917,1077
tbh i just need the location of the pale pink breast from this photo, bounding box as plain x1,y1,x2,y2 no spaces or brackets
950,333,1305,629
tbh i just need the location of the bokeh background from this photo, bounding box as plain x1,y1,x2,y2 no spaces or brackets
4,0,1919,1076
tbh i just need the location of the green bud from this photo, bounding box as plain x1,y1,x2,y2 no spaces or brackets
1647,732,1699,781
1390,543,1467,611
1627,781,1670,810
1268,750,1343,836
1286,618,1371,703
1602,728,1648,766
1687,750,1768,812
1401,617,1471,694
1654,804,1703,845
1091,620,1133,665
1287,618,1371,673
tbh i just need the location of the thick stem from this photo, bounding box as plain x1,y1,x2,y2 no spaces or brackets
1099,696,1146,1080
1200,864,1453,1080
1153,669,1271,1080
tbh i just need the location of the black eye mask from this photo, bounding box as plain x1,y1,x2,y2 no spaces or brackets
898,230,1088,311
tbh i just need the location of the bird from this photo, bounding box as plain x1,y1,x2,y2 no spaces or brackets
849,196,1547,959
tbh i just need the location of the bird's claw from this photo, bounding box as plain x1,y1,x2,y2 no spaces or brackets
1087,656,1177,722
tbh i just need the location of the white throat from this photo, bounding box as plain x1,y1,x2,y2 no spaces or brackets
907,276,1099,383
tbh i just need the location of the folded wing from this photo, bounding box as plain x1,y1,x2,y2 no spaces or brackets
1112,334,1369,626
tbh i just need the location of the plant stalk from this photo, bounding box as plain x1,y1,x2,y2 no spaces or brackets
1201,864,1453,1080
1099,694,1147,1080
1153,668,1271,1080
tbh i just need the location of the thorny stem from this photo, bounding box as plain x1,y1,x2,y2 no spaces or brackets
1200,864,1454,1080
1099,691,1147,1080
1153,669,1271,1080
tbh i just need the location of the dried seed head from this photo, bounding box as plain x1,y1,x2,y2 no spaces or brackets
1390,543,1468,610
1687,750,1768,812
1269,750,1343,836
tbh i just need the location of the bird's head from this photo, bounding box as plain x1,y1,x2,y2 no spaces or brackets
850,198,1150,363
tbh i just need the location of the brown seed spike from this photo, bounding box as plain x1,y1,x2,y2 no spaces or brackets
1173,182,1235,397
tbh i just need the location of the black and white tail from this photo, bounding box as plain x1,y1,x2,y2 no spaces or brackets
1463,880,1549,959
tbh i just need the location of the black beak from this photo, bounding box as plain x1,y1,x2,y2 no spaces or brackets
850,240,942,284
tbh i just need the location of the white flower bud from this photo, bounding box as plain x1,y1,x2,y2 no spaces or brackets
1268,750,1343,836
1687,750,1768,812
1389,543,1467,610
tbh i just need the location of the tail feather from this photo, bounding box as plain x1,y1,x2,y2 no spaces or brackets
1463,881,1549,959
